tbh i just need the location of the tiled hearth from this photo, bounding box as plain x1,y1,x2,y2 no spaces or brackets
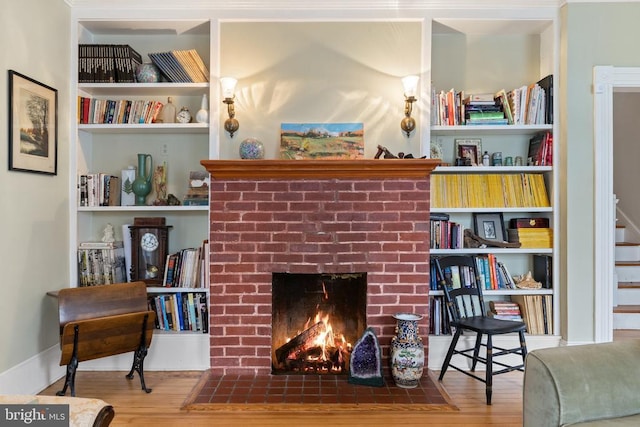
201,159,438,377
184,371,453,408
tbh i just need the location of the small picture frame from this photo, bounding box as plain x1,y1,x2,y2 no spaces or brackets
473,212,506,242
8,70,58,175
454,138,482,166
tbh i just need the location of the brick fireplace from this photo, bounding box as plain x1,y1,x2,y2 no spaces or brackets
201,159,438,376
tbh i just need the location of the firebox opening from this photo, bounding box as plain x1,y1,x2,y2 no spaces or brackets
271,272,367,375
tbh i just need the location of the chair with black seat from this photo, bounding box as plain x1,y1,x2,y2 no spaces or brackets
434,255,528,405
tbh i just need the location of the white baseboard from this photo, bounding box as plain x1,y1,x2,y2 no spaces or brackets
0,334,210,394
0,345,64,395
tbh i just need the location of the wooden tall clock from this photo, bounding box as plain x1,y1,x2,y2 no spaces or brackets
129,217,172,285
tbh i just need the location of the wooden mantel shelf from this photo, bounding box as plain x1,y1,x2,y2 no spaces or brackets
200,159,440,179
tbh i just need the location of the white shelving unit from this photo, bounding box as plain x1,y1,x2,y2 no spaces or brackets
426,14,561,368
70,18,214,370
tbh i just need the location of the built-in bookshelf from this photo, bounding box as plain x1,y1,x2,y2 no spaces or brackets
427,15,561,364
70,18,213,369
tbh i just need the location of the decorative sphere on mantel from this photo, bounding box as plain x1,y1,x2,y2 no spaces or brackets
239,138,265,159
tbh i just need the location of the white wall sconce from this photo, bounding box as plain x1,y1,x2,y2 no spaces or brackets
400,75,419,137
220,77,239,137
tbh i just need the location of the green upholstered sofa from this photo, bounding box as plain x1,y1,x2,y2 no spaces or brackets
523,340,640,426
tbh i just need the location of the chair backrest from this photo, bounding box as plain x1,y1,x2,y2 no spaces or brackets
434,255,486,323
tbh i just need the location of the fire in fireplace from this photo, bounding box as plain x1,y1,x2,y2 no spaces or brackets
271,273,367,375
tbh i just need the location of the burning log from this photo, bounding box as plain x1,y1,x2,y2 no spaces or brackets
275,321,325,366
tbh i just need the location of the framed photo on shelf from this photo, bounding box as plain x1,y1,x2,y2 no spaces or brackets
8,70,58,175
473,212,506,241
454,138,482,166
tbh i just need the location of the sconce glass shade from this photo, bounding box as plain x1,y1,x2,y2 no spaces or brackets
220,77,238,99
402,75,419,98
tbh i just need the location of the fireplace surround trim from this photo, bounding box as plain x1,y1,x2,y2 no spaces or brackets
201,159,440,179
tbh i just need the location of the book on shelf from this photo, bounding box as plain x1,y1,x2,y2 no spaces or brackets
78,44,142,83
463,93,495,104
431,77,553,126
533,254,553,289
429,295,451,335
527,131,553,166
430,218,463,250
77,241,126,286
78,173,120,207
78,97,164,125
147,291,208,333
488,300,523,322
494,89,514,124
148,49,209,83
162,240,209,288
537,74,553,125
430,173,550,209
510,294,553,335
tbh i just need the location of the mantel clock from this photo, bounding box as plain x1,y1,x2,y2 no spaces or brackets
129,218,172,285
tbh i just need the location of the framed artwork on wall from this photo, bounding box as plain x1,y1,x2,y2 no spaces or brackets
8,70,58,175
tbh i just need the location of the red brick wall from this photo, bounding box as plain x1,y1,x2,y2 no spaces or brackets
208,177,431,375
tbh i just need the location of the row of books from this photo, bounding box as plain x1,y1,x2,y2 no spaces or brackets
511,294,553,335
77,97,164,125
78,173,120,207
78,44,143,83
431,75,553,126
527,131,553,166
148,49,209,83
77,241,126,286
430,295,553,336
430,173,550,208
147,292,209,332
488,300,524,322
430,218,464,250
162,244,208,288
431,254,517,291
429,296,452,336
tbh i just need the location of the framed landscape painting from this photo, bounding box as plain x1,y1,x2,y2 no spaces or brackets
280,123,364,160
8,70,58,175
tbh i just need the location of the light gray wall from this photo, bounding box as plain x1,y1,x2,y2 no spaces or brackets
219,21,423,160
562,2,640,343
0,0,70,373
613,93,640,235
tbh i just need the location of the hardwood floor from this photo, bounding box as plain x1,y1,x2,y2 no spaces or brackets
39,370,525,426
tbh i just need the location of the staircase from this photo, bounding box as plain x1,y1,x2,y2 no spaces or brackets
614,224,640,330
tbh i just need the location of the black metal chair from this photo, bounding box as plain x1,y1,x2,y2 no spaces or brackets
434,255,527,405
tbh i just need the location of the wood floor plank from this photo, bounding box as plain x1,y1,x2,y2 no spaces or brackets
39,370,525,426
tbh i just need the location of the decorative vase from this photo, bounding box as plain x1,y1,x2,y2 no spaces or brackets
160,97,176,123
132,153,153,206
135,63,160,83
239,138,265,159
389,313,425,388
195,94,209,123
120,165,136,206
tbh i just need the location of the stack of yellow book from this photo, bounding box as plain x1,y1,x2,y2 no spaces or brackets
507,228,553,248
430,173,549,209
